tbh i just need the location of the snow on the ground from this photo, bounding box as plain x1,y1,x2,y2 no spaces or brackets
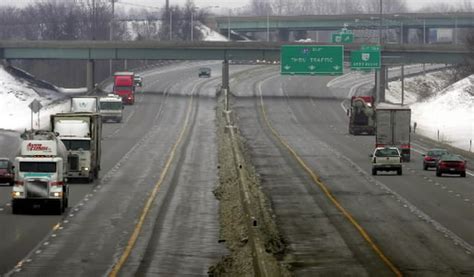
57,87,88,94
197,23,228,41
387,73,473,151
0,65,70,131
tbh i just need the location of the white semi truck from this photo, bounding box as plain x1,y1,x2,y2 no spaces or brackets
375,103,412,162
11,130,69,214
71,96,100,113
99,94,124,123
51,113,102,182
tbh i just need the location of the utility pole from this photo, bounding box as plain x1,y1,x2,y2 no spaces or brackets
92,0,96,40
227,9,230,40
166,0,171,40
379,0,382,45
169,10,173,40
191,11,194,41
109,0,116,76
266,10,270,41
375,0,382,103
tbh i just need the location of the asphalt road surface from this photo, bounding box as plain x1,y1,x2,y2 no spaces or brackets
0,62,248,276
231,66,473,276
1,63,472,276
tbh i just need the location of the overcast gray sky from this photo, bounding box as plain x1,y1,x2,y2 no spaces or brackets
1,0,472,12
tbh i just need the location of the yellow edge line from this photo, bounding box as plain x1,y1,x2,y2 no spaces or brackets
108,95,195,277
257,80,402,277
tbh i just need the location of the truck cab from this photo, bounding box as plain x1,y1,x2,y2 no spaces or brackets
51,113,102,183
348,96,375,135
114,72,135,105
12,130,69,214
99,94,124,123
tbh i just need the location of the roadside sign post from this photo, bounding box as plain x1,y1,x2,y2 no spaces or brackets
281,45,344,75
28,99,43,130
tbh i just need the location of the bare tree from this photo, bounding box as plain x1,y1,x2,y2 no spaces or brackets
363,0,408,13
250,0,272,16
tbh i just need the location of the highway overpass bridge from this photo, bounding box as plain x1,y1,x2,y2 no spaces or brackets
0,40,470,101
215,13,474,43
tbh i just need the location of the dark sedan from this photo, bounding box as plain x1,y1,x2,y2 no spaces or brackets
436,154,467,177
0,158,14,186
423,148,448,170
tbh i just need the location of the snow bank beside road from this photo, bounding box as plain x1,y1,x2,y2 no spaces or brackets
387,74,473,151
0,65,70,131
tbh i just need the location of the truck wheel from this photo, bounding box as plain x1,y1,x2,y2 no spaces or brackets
436,170,442,177
63,193,69,209
11,201,21,214
88,172,94,183
57,201,64,215
423,164,428,170
397,169,402,175
372,168,377,175
461,172,466,177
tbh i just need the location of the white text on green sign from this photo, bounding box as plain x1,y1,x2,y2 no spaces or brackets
281,45,344,75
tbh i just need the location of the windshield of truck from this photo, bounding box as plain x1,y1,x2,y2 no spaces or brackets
62,140,91,151
20,162,56,173
100,102,122,110
375,148,400,157
0,161,8,168
114,86,132,91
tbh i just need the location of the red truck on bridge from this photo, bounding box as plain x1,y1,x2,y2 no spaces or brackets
113,72,135,105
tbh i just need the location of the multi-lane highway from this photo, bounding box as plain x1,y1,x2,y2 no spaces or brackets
231,66,473,276
0,62,472,276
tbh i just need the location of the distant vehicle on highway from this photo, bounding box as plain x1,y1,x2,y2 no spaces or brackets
114,72,135,105
370,147,403,176
375,103,411,162
99,94,124,123
198,67,211,78
348,96,375,135
0,158,14,186
436,154,467,177
422,148,449,170
134,75,143,87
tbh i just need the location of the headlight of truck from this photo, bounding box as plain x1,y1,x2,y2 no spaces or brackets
12,191,23,198
50,192,63,198
82,167,89,171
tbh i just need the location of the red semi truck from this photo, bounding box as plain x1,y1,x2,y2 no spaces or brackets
113,72,135,105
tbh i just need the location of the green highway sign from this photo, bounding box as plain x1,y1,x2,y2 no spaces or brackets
361,45,381,51
351,50,381,70
332,33,353,43
281,45,344,75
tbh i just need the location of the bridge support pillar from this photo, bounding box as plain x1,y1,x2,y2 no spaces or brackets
86,59,95,93
278,29,290,42
401,27,409,44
